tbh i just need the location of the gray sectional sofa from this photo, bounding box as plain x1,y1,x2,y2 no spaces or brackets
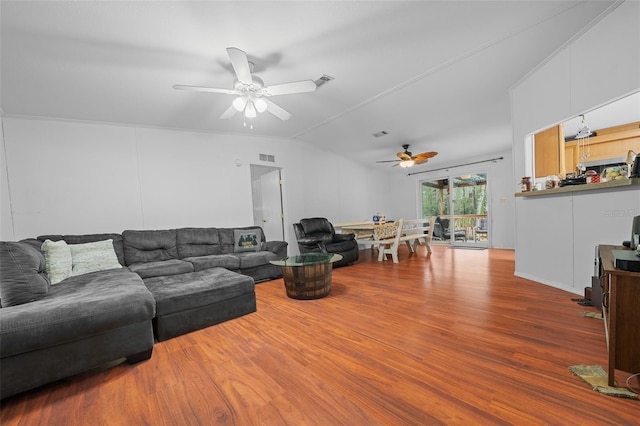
0,226,287,399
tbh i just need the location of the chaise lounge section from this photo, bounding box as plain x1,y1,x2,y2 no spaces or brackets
0,240,156,399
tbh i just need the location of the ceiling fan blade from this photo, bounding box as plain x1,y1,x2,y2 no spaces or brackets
413,151,438,161
376,160,400,163
173,84,238,95
263,99,292,121
413,158,430,165
219,105,237,119
226,47,253,85
262,80,317,96
397,152,412,161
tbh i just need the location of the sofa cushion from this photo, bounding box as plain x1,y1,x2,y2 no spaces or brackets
69,239,122,276
236,251,280,269
143,268,254,317
176,228,222,258
41,239,73,284
0,269,155,358
128,259,194,279
122,229,178,266
233,228,262,253
37,233,126,266
218,229,236,254
184,254,240,271
0,241,51,307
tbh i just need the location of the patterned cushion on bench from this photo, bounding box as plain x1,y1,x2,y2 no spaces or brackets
374,223,397,240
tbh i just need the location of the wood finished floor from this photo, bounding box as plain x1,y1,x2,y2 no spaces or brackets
1,246,638,425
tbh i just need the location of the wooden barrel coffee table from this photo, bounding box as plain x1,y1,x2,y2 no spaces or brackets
270,253,343,299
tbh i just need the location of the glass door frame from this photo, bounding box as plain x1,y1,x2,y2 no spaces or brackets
419,170,490,248
448,171,489,248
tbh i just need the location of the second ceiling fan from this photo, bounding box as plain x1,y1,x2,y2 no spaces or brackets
173,47,318,125
377,144,438,168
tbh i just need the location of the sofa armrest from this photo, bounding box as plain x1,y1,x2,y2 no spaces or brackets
333,233,356,242
296,237,321,247
263,240,288,258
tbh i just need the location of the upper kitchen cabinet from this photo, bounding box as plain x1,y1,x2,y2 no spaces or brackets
534,124,565,179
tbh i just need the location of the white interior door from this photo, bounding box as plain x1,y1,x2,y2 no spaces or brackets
251,166,284,241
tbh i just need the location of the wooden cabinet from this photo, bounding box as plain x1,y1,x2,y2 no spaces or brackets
535,121,640,179
565,122,640,173
534,124,565,178
598,245,640,386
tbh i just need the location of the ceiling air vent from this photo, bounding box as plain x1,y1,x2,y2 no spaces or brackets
259,153,275,162
314,74,334,88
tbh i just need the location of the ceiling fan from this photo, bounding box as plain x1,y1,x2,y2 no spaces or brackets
173,47,318,126
377,144,438,168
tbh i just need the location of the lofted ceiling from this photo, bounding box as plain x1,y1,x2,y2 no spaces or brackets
0,1,619,170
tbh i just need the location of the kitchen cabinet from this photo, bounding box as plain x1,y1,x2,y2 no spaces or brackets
534,121,640,179
564,122,640,173
534,124,565,179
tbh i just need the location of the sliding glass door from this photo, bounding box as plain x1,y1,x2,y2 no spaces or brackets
450,173,488,247
421,173,489,247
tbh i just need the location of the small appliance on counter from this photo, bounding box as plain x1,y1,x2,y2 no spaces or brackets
558,176,586,187
630,152,640,178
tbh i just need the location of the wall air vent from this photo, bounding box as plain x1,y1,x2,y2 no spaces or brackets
314,74,335,88
373,131,389,138
259,153,275,162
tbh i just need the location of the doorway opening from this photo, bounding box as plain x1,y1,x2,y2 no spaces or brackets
250,165,284,241
420,172,489,247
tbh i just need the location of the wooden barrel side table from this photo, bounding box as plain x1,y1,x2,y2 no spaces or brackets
270,253,343,300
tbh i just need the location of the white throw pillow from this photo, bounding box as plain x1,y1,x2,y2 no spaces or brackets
69,239,122,276
41,239,73,284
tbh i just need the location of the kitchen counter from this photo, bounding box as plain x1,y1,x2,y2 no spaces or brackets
514,177,640,197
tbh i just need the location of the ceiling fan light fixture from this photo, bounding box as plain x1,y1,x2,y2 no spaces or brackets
399,160,414,168
232,97,247,111
244,101,257,118
254,97,268,113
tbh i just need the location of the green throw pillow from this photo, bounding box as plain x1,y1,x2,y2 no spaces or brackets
233,229,262,253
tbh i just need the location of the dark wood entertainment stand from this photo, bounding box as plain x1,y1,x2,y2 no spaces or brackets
598,245,640,387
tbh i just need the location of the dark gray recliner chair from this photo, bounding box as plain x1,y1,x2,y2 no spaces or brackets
292,218,359,267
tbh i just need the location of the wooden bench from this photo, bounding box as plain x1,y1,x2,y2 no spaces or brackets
374,217,435,263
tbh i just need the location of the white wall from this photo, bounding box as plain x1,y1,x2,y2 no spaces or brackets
1,118,15,241
0,117,391,254
511,1,640,293
387,148,515,249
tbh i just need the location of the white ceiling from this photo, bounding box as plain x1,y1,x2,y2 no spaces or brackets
1,1,620,169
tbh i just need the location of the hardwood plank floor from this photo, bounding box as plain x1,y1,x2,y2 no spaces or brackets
2,246,638,425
